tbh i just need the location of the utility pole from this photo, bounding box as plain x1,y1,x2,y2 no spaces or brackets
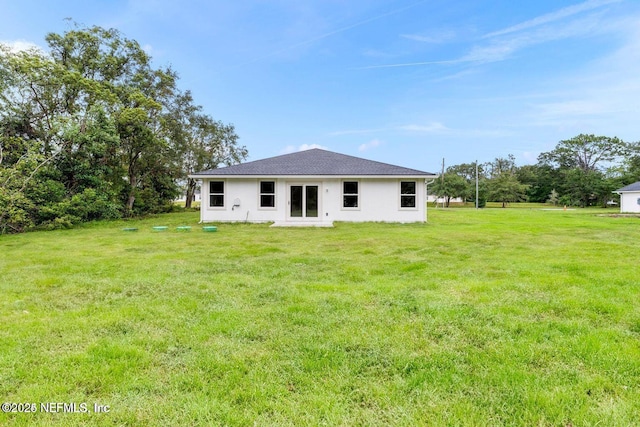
440,158,445,208
475,160,479,210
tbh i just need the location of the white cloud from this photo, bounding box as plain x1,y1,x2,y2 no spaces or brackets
361,48,394,59
401,122,513,139
533,100,608,119
299,143,327,151
521,152,538,164
358,0,620,69
358,139,382,152
463,13,607,64
0,39,43,53
400,30,455,44
399,122,448,133
280,143,328,154
330,123,449,138
525,15,640,136
328,127,389,136
330,122,511,140
483,0,621,39
353,59,457,70
238,0,427,67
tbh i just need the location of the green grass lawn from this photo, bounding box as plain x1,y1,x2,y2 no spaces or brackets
1,208,639,426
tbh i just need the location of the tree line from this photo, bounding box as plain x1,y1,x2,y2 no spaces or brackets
431,134,640,208
0,24,247,233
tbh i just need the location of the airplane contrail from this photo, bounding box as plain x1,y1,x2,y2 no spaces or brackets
236,0,430,67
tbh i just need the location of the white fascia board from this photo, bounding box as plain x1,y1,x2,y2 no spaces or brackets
188,174,439,180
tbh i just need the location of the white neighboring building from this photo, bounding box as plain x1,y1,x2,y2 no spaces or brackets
427,195,465,204
175,190,201,203
189,149,437,226
614,181,640,213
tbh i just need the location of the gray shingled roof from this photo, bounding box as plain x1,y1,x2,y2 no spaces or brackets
616,181,640,192
191,149,436,177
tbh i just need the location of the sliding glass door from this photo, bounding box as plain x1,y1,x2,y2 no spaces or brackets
288,184,319,219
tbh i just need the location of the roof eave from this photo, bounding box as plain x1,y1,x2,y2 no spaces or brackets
189,174,439,179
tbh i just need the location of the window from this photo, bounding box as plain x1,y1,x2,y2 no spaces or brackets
400,181,416,208
343,181,359,208
260,181,275,208
209,181,224,207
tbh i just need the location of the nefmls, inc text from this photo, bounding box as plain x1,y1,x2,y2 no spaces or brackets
39,402,110,413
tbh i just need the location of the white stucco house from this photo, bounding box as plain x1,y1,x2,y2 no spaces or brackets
614,181,640,213
189,149,437,226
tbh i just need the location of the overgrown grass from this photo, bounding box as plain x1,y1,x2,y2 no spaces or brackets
1,208,639,426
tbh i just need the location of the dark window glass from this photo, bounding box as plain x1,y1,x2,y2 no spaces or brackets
261,195,275,207
401,196,416,208
306,186,318,217
209,181,224,207
260,181,275,207
343,181,358,194
210,195,224,207
400,181,416,195
343,181,358,208
210,181,224,194
260,181,275,194
290,186,303,217
400,181,416,208
343,196,358,208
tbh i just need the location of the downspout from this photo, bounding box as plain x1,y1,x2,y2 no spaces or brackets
195,177,203,223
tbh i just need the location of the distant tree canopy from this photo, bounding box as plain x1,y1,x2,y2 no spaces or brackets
535,134,631,207
0,24,246,233
431,134,638,208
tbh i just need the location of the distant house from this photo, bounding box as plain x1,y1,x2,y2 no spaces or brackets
614,181,640,213
427,195,465,205
189,149,437,226
175,189,201,203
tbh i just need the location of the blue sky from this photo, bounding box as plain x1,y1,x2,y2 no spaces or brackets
1,0,639,173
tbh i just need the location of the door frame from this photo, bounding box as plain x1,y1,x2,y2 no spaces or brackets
286,182,322,221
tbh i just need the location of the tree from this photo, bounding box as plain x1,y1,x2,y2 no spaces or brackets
486,154,519,178
430,171,468,207
0,24,244,232
517,164,559,203
163,91,246,208
486,155,528,207
46,26,184,215
0,137,44,233
561,168,606,207
621,141,640,184
537,134,628,207
487,173,529,207
538,134,628,172
429,162,489,207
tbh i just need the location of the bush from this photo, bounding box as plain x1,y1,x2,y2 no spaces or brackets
68,188,121,221
0,189,35,233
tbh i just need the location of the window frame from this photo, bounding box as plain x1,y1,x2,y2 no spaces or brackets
258,180,277,210
399,180,417,210
208,180,225,209
341,180,360,210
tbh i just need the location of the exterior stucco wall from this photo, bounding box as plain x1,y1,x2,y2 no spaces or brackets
620,192,640,213
199,178,426,223
325,178,425,223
